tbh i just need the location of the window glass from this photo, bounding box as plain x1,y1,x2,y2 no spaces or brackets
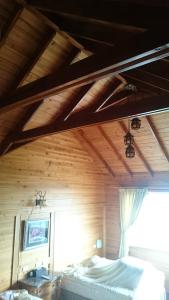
129,191,169,252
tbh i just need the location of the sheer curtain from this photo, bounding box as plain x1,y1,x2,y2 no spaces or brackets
119,188,147,258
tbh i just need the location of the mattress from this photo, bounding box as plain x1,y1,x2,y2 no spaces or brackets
62,256,166,300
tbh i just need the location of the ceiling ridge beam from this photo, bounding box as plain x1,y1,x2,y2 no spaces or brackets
0,27,169,114
97,125,133,176
0,3,23,48
146,116,169,164
11,94,169,144
118,120,154,176
77,129,116,178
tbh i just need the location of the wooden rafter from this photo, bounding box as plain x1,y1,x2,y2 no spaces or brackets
43,11,142,48
0,3,23,47
27,0,169,29
146,116,169,163
98,88,134,111
77,129,116,178
11,94,169,144
55,83,93,122
0,28,169,114
124,69,169,94
2,47,79,155
0,102,42,155
118,120,154,176
97,125,133,176
80,78,122,114
0,27,55,154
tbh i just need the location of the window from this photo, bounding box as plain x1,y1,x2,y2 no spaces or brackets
129,191,169,252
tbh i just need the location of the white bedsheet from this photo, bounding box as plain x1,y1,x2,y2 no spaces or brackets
62,256,166,300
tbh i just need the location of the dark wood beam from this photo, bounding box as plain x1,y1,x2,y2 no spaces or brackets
0,102,42,155
0,3,23,47
12,94,169,144
70,36,115,54
42,12,142,47
81,78,121,114
55,84,93,122
124,69,169,94
0,28,55,155
77,129,116,178
27,0,169,29
97,125,133,176
119,120,154,176
0,28,169,114
98,88,134,111
146,116,169,163
3,47,79,155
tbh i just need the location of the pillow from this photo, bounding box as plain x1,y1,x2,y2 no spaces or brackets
82,255,101,268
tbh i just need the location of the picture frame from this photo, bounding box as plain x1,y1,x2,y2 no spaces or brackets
23,219,49,251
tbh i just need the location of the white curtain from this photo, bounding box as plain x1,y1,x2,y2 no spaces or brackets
119,188,147,258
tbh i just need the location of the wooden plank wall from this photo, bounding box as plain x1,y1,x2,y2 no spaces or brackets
0,131,108,291
105,186,120,259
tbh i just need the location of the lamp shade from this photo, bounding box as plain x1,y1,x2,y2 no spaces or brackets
124,131,134,145
131,118,141,130
125,144,135,158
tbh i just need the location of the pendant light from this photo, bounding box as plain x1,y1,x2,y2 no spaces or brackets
131,118,141,130
125,144,135,158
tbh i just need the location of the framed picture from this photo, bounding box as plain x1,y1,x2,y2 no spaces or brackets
23,219,49,251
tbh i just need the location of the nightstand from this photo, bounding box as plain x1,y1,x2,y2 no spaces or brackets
18,274,61,300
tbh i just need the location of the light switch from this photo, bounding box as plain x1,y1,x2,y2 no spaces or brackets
96,239,102,249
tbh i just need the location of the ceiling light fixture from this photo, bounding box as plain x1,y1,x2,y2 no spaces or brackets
125,144,135,158
123,118,141,159
131,118,141,130
124,131,134,145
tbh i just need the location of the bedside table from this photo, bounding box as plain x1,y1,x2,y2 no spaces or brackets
18,274,61,300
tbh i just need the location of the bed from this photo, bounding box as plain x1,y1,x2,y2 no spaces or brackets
60,256,166,300
0,289,42,300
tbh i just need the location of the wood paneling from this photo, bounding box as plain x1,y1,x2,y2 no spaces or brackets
105,186,120,259
0,132,109,291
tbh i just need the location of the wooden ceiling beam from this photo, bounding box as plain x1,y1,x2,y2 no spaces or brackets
118,120,154,176
0,102,42,155
55,83,93,122
42,12,142,47
27,0,169,29
0,27,55,155
97,125,133,176
0,3,23,48
2,47,79,156
146,116,169,163
81,78,121,114
77,129,116,178
124,69,169,94
98,88,134,111
12,94,169,144
0,27,169,114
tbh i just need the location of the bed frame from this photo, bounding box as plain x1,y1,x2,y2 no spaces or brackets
60,288,90,300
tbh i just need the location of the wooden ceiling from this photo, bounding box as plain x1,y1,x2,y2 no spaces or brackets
0,0,169,182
